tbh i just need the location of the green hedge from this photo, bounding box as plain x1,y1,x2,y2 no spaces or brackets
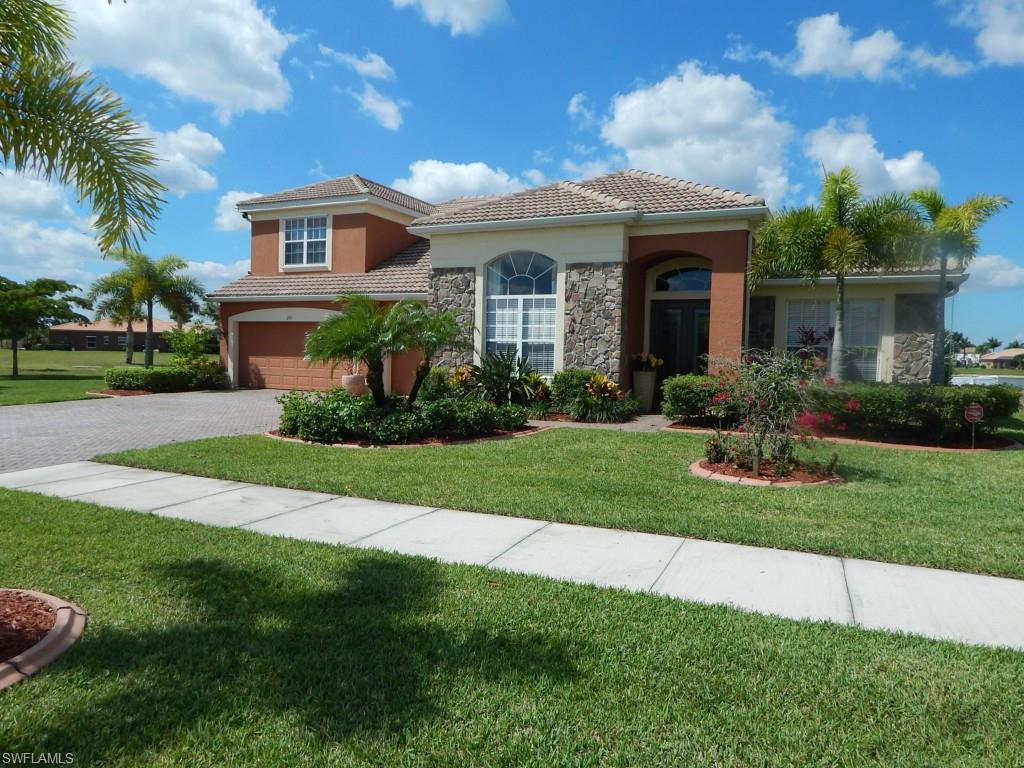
277,389,529,445
104,361,226,393
550,368,638,423
550,368,596,411
661,373,1021,440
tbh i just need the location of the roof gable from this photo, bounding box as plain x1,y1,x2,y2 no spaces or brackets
237,175,435,216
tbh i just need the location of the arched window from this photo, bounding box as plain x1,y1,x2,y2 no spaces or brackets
655,267,711,292
485,252,556,375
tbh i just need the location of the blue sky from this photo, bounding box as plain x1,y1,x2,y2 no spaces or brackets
3,0,1023,345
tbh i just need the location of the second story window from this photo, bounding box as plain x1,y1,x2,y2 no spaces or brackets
283,216,328,266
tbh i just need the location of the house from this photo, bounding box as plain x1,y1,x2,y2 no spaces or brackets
980,347,1024,369
955,346,981,367
209,170,965,392
48,318,179,352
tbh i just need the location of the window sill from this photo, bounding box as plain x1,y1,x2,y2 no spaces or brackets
280,264,331,273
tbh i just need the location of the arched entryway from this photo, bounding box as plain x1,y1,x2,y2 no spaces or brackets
645,256,712,386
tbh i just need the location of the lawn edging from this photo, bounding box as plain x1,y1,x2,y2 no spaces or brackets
0,589,87,691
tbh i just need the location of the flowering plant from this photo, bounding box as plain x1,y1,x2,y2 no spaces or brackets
632,352,665,371
448,365,475,391
585,373,623,400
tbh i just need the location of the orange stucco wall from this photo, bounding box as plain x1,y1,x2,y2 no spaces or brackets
250,219,280,275
626,230,749,368
220,300,421,394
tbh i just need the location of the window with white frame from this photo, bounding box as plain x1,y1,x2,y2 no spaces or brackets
283,216,328,266
785,299,881,381
117,335,127,346
485,252,556,375
85,335,97,349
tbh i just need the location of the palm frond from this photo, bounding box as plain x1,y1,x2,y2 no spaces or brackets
749,207,827,284
0,0,70,67
820,167,862,228
908,188,947,224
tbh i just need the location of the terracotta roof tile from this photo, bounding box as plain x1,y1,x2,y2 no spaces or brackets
238,175,435,215
208,239,431,299
50,318,179,333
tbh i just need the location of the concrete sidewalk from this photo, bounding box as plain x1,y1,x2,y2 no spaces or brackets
3,461,1023,652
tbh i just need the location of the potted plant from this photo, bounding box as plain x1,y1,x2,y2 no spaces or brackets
631,352,663,412
341,359,367,395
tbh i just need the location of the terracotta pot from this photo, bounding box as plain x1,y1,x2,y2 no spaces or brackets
633,370,657,413
341,374,367,396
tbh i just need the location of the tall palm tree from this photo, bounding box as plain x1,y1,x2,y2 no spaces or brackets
908,190,1010,383
87,271,144,364
749,167,924,381
107,249,204,367
304,295,422,408
1,0,164,252
405,308,468,406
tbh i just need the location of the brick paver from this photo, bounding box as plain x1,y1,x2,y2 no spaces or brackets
0,390,281,472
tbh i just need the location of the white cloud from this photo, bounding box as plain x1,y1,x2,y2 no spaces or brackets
792,13,903,80
214,190,261,232
392,160,526,201
560,157,618,180
729,13,973,80
567,92,595,127
68,0,294,122
0,174,76,221
142,123,224,197
522,168,546,186
186,258,250,289
804,118,940,195
959,0,1024,65
318,45,396,80
351,83,404,130
600,61,793,206
392,0,508,36
961,255,1024,292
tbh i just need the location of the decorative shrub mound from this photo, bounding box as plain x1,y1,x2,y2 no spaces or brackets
103,326,227,393
276,389,529,445
663,372,1020,443
549,368,638,423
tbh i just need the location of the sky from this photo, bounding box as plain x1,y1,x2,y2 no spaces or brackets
2,0,1023,345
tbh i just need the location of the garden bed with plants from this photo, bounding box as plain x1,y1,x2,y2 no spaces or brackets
103,327,226,393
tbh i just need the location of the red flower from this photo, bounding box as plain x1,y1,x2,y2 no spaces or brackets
712,392,730,404
798,379,808,390
845,399,861,411
824,376,836,386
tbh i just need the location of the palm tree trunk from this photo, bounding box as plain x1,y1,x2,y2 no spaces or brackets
930,252,948,384
366,361,387,408
11,334,19,377
406,360,430,407
125,322,135,365
829,276,846,382
144,299,154,368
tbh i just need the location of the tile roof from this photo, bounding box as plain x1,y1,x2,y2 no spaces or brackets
412,169,766,227
50,318,179,333
237,175,435,215
208,239,431,299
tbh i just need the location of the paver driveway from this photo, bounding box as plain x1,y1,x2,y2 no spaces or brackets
0,390,281,472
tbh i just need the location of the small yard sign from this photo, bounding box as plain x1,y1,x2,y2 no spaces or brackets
964,403,984,423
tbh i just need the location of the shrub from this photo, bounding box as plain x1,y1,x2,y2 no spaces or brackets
276,389,529,445
550,368,594,410
419,366,454,402
807,382,1020,440
165,326,213,365
176,358,227,389
474,349,535,406
568,393,639,423
104,366,192,393
660,374,730,424
524,372,550,403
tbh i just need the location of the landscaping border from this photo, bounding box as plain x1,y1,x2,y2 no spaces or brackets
688,460,838,488
0,589,87,691
665,424,1022,453
263,425,551,450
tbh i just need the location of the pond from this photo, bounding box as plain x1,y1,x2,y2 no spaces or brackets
950,374,1024,390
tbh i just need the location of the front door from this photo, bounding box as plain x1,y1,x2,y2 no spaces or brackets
649,300,711,385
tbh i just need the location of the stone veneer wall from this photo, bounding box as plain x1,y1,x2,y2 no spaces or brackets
428,267,475,368
892,294,936,383
563,262,626,383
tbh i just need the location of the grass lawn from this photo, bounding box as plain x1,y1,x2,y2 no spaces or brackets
0,349,210,406
1,490,1022,766
102,411,1024,580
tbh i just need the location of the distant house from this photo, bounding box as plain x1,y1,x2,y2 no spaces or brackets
955,346,981,367
48,319,179,352
980,347,1024,369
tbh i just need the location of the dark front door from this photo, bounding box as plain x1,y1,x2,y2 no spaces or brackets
650,300,711,385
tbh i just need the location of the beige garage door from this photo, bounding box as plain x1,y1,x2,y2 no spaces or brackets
237,322,338,390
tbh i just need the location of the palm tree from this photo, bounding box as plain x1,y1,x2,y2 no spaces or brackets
1007,339,1023,350
107,249,204,367
305,295,422,408
909,190,1009,383
979,336,1002,354
405,308,468,406
1,0,164,252
749,167,924,381
947,330,972,355
87,271,145,364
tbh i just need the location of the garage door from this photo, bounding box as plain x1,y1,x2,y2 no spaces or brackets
237,322,338,390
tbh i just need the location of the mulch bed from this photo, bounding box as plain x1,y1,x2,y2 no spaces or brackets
699,459,840,485
668,423,1017,451
90,389,152,397
267,425,539,448
1,591,56,662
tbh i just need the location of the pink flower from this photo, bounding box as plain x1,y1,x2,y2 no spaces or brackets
845,399,861,411
712,392,730,404
824,376,836,386
798,380,808,390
